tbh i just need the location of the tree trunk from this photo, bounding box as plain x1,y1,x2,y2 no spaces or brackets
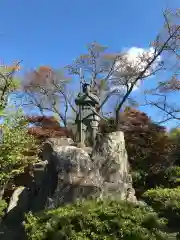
115,111,122,130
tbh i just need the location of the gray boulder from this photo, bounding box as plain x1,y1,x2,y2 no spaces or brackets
1,132,137,239
34,131,137,210
94,131,137,202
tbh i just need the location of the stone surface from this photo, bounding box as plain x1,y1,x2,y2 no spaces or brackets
34,131,137,209
3,132,136,217
5,186,30,222
94,131,137,202
1,132,137,239
0,187,30,240
41,145,102,209
7,186,26,213
45,137,75,147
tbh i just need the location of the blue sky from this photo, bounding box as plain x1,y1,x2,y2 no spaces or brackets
0,0,179,128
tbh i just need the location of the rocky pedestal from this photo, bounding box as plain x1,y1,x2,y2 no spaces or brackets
1,132,137,239
4,132,137,218
32,132,137,210
94,131,137,202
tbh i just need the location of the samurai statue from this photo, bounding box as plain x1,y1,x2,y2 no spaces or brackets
75,83,100,148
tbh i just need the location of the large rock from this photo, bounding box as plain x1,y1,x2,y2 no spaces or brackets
5,186,30,224
1,134,137,239
0,187,30,240
45,145,102,208
31,144,102,210
45,137,75,147
32,132,137,210
94,131,137,202
7,187,26,214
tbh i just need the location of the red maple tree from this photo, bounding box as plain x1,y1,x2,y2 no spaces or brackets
27,116,73,141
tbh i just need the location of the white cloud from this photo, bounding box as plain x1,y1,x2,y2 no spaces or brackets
111,46,161,92
125,47,161,75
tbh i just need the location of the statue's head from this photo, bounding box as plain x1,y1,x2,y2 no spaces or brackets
82,83,91,93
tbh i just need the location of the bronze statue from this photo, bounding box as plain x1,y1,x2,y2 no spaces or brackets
75,83,100,147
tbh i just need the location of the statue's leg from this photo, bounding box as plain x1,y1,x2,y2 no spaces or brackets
81,122,87,147
90,120,99,147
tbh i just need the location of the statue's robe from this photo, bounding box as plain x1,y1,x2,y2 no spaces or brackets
75,93,100,124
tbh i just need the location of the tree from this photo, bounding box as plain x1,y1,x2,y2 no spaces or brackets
21,66,76,127
169,128,180,165
17,9,179,129
0,113,39,198
120,108,172,171
0,61,21,112
66,42,143,124
0,61,39,199
99,108,174,195
144,9,180,125
27,115,73,141
66,9,179,127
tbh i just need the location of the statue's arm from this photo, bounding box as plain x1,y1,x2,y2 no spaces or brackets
86,92,99,104
75,94,86,104
86,103,106,121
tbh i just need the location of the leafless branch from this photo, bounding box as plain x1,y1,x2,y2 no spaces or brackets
19,68,76,126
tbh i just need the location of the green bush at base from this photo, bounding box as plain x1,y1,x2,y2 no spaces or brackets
25,199,168,240
163,166,180,187
0,200,7,219
142,187,180,231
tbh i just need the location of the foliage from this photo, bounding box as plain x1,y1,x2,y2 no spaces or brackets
0,112,40,186
131,170,149,196
21,67,75,126
169,128,180,166
0,61,40,189
137,166,180,192
142,187,180,231
67,9,180,125
100,108,173,194
169,128,180,140
120,108,172,172
162,166,180,187
0,63,21,110
24,199,168,240
27,115,73,141
0,200,7,219
16,9,179,127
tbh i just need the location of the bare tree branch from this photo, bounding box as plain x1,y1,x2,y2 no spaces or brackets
144,9,180,124
20,67,75,126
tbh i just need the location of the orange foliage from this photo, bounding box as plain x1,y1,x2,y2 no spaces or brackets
37,66,52,77
121,108,171,167
38,66,52,72
0,61,21,72
100,108,174,194
22,66,54,90
27,116,60,127
100,108,172,171
27,116,73,141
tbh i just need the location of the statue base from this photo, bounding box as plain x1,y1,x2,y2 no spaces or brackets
76,142,93,155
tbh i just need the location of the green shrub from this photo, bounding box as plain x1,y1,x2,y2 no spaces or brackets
163,166,180,187
131,170,148,197
0,112,39,187
132,166,180,198
0,199,7,219
142,187,180,231
25,199,169,240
